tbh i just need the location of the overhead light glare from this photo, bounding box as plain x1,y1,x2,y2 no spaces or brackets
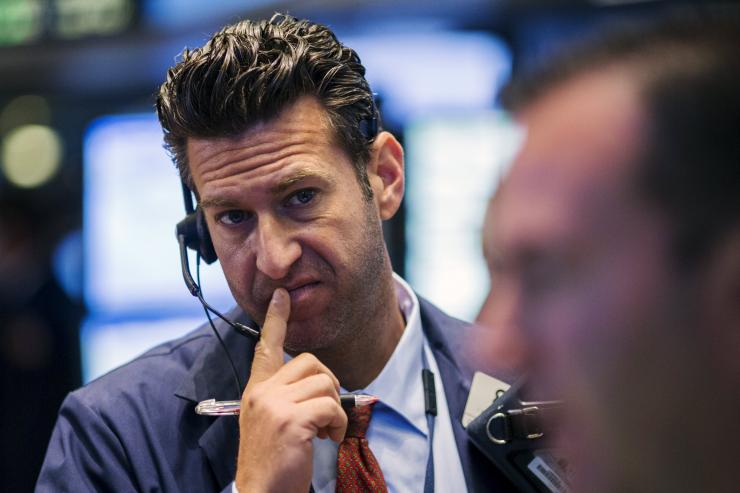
1,124,63,188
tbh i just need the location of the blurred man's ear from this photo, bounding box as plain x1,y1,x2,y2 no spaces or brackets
367,131,405,221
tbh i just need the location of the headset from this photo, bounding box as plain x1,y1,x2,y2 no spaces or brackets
175,184,259,394
173,103,379,393
175,183,260,340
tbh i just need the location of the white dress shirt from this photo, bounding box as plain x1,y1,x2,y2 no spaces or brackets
233,274,467,492
311,274,467,493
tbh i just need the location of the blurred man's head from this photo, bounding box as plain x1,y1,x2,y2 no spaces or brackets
477,16,740,492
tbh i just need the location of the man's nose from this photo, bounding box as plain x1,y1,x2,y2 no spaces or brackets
253,216,302,280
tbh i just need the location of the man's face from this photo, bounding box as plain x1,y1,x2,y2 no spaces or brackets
477,71,689,489
187,96,389,354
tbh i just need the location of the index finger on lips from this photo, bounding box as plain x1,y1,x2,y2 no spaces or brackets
249,288,290,383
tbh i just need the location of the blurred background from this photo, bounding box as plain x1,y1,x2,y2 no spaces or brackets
0,0,733,490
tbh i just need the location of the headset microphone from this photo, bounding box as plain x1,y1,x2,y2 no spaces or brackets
176,230,260,339
176,182,260,339
176,181,259,396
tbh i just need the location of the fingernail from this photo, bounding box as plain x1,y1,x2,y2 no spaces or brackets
271,288,287,306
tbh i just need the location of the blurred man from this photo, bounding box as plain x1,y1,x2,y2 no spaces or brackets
38,14,512,493
477,16,740,493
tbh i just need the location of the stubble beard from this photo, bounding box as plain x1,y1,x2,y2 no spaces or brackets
283,203,390,355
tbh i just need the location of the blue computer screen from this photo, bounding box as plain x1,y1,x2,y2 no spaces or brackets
82,113,233,381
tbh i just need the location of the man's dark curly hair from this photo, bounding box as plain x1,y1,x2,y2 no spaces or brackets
156,13,377,199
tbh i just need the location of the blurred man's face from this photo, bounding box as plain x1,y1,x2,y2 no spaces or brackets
477,71,690,490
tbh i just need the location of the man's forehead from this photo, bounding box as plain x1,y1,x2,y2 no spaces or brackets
486,70,648,257
187,126,329,174
515,67,646,179
185,96,343,191
503,70,646,215
485,178,586,251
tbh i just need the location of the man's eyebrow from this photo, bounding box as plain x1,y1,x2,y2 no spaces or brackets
271,169,335,195
198,170,336,208
198,196,240,209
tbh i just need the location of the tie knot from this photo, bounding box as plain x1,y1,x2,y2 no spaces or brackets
344,402,375,438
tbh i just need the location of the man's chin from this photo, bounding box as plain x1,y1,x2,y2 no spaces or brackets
283,320,339,355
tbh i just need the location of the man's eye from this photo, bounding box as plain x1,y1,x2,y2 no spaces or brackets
219,210,247,225
286,189,316,207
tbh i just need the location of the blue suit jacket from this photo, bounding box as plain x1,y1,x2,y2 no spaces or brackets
37,298,516,492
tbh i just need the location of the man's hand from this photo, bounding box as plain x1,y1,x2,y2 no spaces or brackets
235,288,347,492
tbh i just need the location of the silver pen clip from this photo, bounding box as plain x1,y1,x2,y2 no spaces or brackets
195,399,241,416
195,394,379,417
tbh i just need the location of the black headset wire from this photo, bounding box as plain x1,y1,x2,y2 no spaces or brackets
196,252,244,398
177,233,260,339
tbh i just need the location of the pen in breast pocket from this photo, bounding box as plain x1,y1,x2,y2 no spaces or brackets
195,393,379,416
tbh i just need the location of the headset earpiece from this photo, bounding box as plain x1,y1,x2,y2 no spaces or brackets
195,207,217,264
176,182,218,264
175,208,217,265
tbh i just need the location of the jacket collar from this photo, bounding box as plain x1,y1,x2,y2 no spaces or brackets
174,308,257,403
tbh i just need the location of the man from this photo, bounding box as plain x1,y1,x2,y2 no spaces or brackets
38,14,512,492
476,16,740,493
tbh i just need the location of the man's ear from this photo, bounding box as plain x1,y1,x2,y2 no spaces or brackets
367,131,404,220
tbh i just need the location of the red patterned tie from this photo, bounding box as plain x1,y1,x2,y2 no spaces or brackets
335,402,388,492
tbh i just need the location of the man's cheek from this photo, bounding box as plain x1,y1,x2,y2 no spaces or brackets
524,285,620,398
521,302,582,398
221,260,261,315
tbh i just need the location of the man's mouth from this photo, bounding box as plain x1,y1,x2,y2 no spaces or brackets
285,281,321,304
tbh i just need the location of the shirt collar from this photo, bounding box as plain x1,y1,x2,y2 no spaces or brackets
348,273,428,436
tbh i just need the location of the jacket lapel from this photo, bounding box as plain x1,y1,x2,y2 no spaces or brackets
173,309,257,490
419,297,517,492
199,416,241,487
